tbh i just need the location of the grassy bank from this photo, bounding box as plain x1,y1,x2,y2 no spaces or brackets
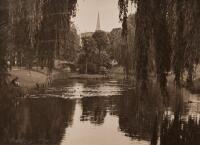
9,68,48,90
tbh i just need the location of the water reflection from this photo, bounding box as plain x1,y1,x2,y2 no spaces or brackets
159,111,200,145
0,80,200,145
44,80,124,98
81,97,108,125
118,91,161,141
151,89,200,145
0,98,75,145
79,88,162,142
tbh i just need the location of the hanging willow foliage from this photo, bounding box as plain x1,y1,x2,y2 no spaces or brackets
68,0,77,18
0,0,9,86
8,0,78,70
119,0,200,94
172,0,185,87
134,1,152,91
152,0,171,96
119,0,152,90
118,0,134,79
8,0,47,67
169,0,200,87
118,0,128,37
37,0,77,71
182,0,200,87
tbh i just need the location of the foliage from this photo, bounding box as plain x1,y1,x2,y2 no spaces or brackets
126,14,136,76
118,1,136,78
109,28,123,63
152,0,171,96
99,51,111,69
118,0,129,37
8,0,46,67
119,0,200,94
92,30,110,67
134,1,151,90
0,0,9,87
78,36,98,74
0,0,78,86
61,24,80,63
7,0,78,71
37,0,76,71
109,14,135,77
163,0,200,88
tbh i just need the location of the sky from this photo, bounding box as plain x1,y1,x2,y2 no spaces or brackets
72,0,136,34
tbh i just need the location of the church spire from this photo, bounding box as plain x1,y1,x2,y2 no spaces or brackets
96,12,101,31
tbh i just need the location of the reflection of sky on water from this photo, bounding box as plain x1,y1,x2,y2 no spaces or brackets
163,88,200,122
185,92,200,121
62,100,149,145
37,80,125,99
63,82,123,98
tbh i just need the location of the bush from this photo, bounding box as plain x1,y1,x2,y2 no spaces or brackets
79,62,98,74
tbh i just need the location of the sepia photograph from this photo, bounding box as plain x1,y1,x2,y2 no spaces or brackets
0,0,200,145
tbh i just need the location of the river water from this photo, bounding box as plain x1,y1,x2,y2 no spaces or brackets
0,79,200,145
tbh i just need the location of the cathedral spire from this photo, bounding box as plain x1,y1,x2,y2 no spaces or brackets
96,12,101,31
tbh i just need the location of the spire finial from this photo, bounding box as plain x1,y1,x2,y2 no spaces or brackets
96,12,101,31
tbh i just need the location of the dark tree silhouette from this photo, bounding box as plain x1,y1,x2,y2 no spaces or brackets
0,0,8,87
119,0,200,94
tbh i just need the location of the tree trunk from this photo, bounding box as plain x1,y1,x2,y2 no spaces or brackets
85,57,88,74
186,66,194,89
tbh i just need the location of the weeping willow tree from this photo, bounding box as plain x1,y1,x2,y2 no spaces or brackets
0,0,9,87
0,0,78,85
9,0,31,67
37,0,77,71
118,0,132,78
8,0,45,67
152,0,171,96
8,0,77,71
119,0,152,90
171,0,185,87
168,0,200,88
182,0,200,88
119,0,200,95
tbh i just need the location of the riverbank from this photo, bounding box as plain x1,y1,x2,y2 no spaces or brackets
9,67,200,95
67,66,131,80
191,78,200,93
9,68,48,90
68,73,109,79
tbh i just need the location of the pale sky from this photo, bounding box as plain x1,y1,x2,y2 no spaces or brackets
72,0,135,34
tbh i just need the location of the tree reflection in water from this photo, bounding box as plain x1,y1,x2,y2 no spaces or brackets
80,97,108,125
118,89,162,141
151,90,200,145
80,96,120,125
0,81,200,145
0,98,75,145
79,87,200,145
80,88,162,141
159,109,200,145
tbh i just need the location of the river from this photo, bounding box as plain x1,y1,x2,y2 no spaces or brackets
0,79,200,145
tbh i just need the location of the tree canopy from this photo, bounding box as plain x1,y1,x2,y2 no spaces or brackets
0,0,9,86
79,36,98,74
119,0,200,94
